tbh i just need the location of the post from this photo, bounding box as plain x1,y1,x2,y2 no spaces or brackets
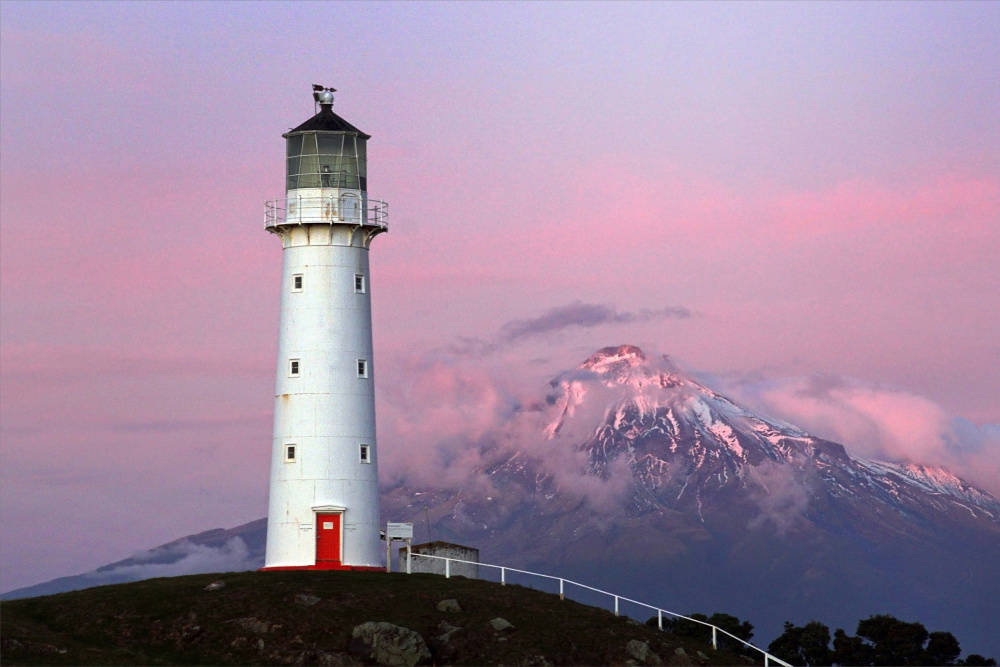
501,567,506,585
386,539,391,573
712,626,717,651
614,596,619,617
559,579,564,600
658,610,662,631
445,558,450,579
765,655,770,667
406,540,411,574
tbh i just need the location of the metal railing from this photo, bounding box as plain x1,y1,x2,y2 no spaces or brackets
264,194,388,230
406,552,792,667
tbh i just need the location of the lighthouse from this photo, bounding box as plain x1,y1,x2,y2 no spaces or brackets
263,87,387,570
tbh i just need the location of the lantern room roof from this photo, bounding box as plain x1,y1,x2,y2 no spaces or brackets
283,104,371,139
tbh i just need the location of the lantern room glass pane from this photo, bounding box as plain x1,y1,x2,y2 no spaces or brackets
319,156,341,187
286,135,303,157
357,139,367,180
318,134,343,155
300,134,318,155
343,135,357,157
297,153,320,188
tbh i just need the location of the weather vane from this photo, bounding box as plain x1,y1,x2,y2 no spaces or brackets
312,84,337,112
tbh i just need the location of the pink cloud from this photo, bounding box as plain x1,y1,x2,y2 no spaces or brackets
719,374,1000,496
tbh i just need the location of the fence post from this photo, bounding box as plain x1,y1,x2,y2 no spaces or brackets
658,610,663,631
406,543,411,574
764,655,770,667
559,579,564,600
614,596,619,617
445,558,450,579
712,626,717,651
501,567,505,586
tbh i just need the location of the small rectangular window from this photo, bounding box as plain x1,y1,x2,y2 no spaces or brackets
289,359,300,377
357,359,368,378
354,274,366,293
284,444,297,462
292,274,303,291
359,444,370,463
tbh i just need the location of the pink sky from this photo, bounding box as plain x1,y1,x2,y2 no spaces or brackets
1,2,998,592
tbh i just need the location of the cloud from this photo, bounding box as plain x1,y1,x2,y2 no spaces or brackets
499,302,691,342
442,302,692,358
376,350,635,512
82,538,260,586
745,462,812,536
717,373,1000,496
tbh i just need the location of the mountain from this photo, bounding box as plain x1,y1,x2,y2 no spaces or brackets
381,346,1000,656
1,520,267,600
7,345,999,656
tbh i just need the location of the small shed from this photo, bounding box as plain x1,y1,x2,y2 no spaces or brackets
408,541,479,578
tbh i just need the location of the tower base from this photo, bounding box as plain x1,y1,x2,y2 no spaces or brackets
258,564,385,572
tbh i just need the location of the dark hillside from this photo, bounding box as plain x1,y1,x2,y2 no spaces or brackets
0,570,752,666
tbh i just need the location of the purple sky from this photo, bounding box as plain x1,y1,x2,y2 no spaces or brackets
2,2,998,592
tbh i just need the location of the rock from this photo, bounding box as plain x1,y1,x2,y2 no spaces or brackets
228,617,271,634
350,621,431,666
436,598,463,612
498,636,508,642
696,650,710,663
436,621,462,644
667,646,695,666
204,580,226,591
489,617,516,632
317,651,357,666
257,638,265,652
295,593,322,606
626,639,663,666
521,656,554,667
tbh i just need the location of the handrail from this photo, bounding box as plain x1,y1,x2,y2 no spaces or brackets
264,194,388,230
406,552,791,667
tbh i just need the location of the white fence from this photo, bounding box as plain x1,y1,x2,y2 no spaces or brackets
405,552,792,667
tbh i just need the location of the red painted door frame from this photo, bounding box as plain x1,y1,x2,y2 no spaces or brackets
316,513,342,564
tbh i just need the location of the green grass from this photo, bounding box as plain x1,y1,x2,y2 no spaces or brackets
1,570,754,666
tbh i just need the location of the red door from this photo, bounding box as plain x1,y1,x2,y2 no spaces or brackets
316,513,342,563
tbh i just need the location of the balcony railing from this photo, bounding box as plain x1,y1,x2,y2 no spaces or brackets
265,194,388,230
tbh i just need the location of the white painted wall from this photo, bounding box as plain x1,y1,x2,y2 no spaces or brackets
264,195,383,568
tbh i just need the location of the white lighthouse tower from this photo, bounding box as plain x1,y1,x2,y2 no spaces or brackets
262,87,387,570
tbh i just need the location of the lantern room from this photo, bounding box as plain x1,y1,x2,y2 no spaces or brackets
283,90,370,193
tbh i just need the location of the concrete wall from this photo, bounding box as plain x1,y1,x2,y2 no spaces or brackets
409,542,480,578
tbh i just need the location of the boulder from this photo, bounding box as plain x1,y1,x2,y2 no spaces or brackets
350,622,431,666
626,639,663,666
435,599,463,613
436,621,462,644
667,646,695,666
204,581,226,591
489,617,515,632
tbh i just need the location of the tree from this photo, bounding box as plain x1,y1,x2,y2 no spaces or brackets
925,631,962,666
856,614,929,666
706,612,755,643
768,620,833,666
646,611,754,652
832,627,872,666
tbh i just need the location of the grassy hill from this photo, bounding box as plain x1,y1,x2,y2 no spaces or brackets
0,570,756,666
